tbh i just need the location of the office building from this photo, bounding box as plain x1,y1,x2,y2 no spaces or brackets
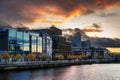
82,40,91,49
29,29,53,59
51,35,71,56
71,32,82,54
0,26,42,55
31,26,71,58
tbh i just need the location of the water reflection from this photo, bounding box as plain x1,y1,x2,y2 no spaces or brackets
0,64,120,80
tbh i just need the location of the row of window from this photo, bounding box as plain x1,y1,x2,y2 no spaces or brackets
31,36,42,53
8,29,42,54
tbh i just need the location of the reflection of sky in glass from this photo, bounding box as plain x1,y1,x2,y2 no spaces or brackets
17,31,23,45
9,29,16,38
8,29,43,53
38,37,42,53
72,34,81,47
23,33,30,51
31,36,37,52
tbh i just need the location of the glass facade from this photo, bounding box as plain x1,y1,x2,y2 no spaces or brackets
7,28,43,54
72,33,82,47
31,36,37,53
42,36,46,53
16,31,23,53
9,29,17,53
23,33,30,53
8,29,31,54
46,36,52,56
38,37,42,53
8,30,24,54
31,35,42,53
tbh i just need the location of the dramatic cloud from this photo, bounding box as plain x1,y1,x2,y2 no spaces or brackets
40,19,63,24
92,23,101,28
97,12,118,17
82,29,102,33
82,23,103,33
90,37,120,47
63,28,90,41
63,28,120,47
0,0,120,27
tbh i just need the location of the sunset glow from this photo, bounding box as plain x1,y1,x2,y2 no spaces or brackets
0,0,120,53
107,48,120,53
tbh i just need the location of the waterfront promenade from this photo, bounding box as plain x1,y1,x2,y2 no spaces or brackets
0,59,115,71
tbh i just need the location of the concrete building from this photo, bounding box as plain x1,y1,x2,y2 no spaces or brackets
48,26,71,56
51,35,71,56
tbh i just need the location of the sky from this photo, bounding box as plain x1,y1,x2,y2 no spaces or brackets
0,0,120,52
0,0,120,38
107,48,120,53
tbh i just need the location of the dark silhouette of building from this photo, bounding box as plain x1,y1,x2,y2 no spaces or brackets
51,35,71,56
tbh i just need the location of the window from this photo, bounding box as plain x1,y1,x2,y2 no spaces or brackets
9,29,16,38
17,31,23,45
31,36,37,53
9,45,16,51
9,29,17,44
38,37,42,53
23,33,30,52
8,29,17,53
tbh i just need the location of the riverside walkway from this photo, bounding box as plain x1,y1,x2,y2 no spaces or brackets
0,59,115,71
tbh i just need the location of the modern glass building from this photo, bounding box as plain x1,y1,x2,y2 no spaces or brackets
0,26,42,54
29,32,42,53
71,32,82,54
8,29,27,54
29,29,53,59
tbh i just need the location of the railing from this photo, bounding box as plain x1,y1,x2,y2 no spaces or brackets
0,59,116,65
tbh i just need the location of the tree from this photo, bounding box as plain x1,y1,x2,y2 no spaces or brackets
16,54,22,61
96,55,104,59
27,53,36,62
41,54,47,60
77,55,82,60
10,54,15,62
73,55,77,59
81,54,87,59
22,54,27,61
2,51,10,63
67,54,74,60
54,54,64,60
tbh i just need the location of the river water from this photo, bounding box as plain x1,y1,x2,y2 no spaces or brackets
0,64,120,80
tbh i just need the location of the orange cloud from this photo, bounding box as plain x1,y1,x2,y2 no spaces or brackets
82,29,103,33
94,0,120,9
105,3,120,10
25,0,120,23
40,19,63,24
0,0,120,27
67,5,88,18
